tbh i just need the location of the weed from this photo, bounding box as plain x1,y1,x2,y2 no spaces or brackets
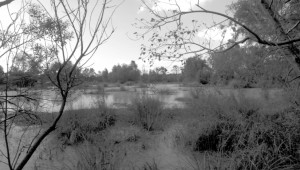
185,93,300,169
189,87,205,99
138,82,148,88
130,95,164,131
120,86,127,91
155,88,174,95
57,106,116,145
74,142,119,170
143,160,159,170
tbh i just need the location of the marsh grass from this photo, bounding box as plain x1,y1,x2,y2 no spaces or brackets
57,105,116,145
155,88,175,95
120,85,127,91
138,82,148,88
181,92,300,169
142,160,159,170
27,86,300,169
189,86,205,99
73,141,120,170
130,95,164,131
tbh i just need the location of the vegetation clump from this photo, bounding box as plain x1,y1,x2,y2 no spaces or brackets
188,94,300,169
131,95,164,131
58,107,116,145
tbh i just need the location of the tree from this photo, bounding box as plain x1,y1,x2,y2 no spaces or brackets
137,0,300,78
172,65,180,75
155,66,167,75
0,1,117,170
102,68,109,82
172,65,181,82
82,68,97,81
183,56,211,83
109,61,141,83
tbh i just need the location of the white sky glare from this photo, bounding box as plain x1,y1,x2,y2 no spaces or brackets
0,0,235,72
198,27,234,47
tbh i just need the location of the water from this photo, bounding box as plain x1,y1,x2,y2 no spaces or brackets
2,84,285,113
40,84,190,112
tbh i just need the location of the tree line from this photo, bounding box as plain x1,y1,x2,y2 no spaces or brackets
1,52,289,88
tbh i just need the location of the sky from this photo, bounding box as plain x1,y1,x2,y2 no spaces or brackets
97,0,236,72
0,0,236,73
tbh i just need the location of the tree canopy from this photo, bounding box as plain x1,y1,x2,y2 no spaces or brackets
136,0,300,86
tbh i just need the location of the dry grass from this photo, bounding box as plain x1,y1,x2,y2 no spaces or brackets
130,95,164,131
57,104,116,145
179,91,300,170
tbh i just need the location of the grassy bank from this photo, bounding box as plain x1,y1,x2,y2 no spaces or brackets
25,88,300,169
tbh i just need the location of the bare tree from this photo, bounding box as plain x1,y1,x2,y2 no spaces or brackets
0,0,117,169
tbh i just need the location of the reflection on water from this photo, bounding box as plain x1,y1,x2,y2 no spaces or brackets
12,84,283,112
41,89,189,112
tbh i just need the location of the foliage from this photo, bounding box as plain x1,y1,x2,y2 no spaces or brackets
229,0,300,45
137,0,300,87
101,68,109,82
189,86,205,99
0,0,117,169
119,85,127,91
81,68,97,82
185,94,300,169
154,88,174,95
46,61,82,87
142,66,170,83
183,56,211,84
109,61,140,83
57,107,116,145
130,95,164,131
74,142,118,170
209,45,292,87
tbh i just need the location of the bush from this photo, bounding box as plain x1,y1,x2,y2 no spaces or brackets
125,81,134,86
102,83,108,87
130,95,164,131
189,86,205,99
57,106,116,145
74,142,118,170
187,93,300,169
138,82,148,88
154,88,174,95
120,85,127,91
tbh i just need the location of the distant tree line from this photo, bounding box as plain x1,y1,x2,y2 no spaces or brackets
1,50,290,88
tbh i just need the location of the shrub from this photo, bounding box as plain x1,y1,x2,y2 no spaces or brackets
143,160,159,170
187,93,300,169
130,95,164,131
85,84,105,95
96,84,105,94
227,79,243,88
138,82,148,88
155,88,174,95
120,85,127,91
102,83,108,87
74,142,118,170
125,81,134,86
189,87,205,99
57,106,116,145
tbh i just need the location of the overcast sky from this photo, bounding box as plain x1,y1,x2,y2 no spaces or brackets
0,0,235,73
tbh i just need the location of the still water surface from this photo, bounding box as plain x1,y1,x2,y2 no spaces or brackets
36,84,284,112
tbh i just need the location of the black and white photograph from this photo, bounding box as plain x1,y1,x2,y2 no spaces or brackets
0,0,300,169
